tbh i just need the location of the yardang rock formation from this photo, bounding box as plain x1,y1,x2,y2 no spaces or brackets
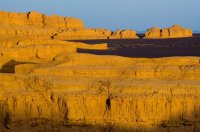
0,10,199,132
144,24,193,38
0,10,138,40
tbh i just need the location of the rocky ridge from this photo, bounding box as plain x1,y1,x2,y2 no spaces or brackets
144,25,193,38
0,10,139,40
0,10,199,132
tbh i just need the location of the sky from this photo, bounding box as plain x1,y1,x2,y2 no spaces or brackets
0,0,199,32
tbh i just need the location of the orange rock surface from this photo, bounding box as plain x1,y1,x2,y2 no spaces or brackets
109,29,139,39
0,10,199,132
0,10,84,30
0,10,85,39
0,10,139,40
144,24,193,38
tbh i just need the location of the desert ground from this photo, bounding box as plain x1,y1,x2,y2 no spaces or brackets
0,11,200,132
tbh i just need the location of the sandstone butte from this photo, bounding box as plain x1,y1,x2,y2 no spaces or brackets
144,24,193,38
0,10,138,40
0,10,200,132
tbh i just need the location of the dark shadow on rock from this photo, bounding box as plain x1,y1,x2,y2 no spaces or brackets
71,35,200,58
0,60,37,73
77,47,200,58
155,108,200,132
1,101,200,131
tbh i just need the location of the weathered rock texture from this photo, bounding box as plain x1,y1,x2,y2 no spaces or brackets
0,10,84,39
53,28,112,40
0,39,107,60
0,10,138,40
0,10,84,29
0,49,200,131
53,29,139,40
109,29,139,39
0,10,199,132
144,25,193,38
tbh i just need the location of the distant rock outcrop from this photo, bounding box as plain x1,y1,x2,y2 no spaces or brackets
0,10,139,40
0,11,200,132
144,25,192,38
54,29,139,40
0,10,85,39
53,28,112,40
109,29,139,39
0,10,84,30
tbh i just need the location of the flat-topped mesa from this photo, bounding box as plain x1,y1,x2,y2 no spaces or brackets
0,10,85,30
0,10,85,39
0,10,140,40
109,29,139,39
53,28,112,40
144,24,193,38
54,29,139,40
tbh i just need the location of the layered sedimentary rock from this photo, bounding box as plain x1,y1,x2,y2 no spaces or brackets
54,29,139,40
144,25,193,38
109,29,139,39
0,10,199,132
0,52,200,131
144,27,161,38
53,28,112,40
0,24,56,39
27,11,44,27
0,10,84,30
0,10,85,39
0,39,107,60
65,17,84,29
0,10,139,40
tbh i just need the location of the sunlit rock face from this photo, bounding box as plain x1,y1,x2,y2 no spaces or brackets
53,28,112,40
53,28,139,40
0,10,85,39
0,10,200,132
0,10,139,40
109,29,139,39
0,54,200,131
144,25,193,38
0,10,84,29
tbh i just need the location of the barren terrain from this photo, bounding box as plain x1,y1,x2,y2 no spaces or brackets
0,10,200,132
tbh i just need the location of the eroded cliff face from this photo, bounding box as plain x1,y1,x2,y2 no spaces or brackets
0,51,200,131
0,10,199,132
0,10,139,40
144,25,193,38
0,10,84,39
0,11,84,29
